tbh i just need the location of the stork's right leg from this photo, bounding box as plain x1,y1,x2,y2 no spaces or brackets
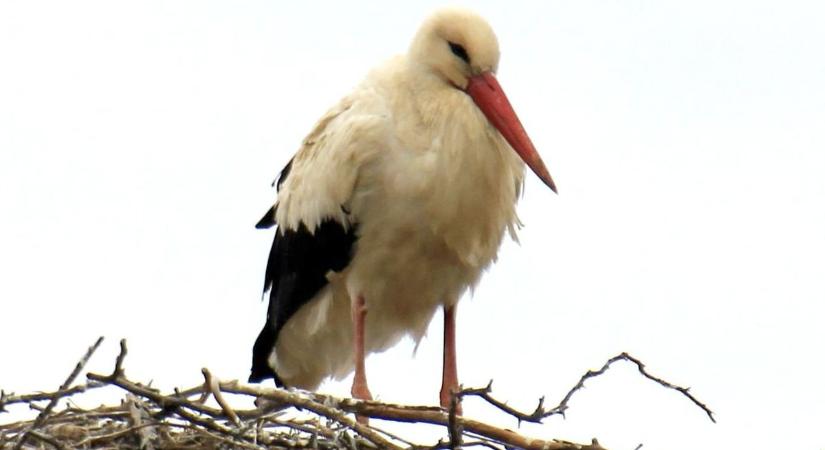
350,294,372,423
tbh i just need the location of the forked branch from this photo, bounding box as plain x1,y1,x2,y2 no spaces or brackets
457,352,715,425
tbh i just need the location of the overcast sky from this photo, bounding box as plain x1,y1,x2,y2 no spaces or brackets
1,1,824,449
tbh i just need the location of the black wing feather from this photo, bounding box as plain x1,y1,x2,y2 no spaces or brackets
255,205,277,230
250,159,357,384
255,158,294,230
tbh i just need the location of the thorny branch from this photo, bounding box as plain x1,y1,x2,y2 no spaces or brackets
457,352,716,425
1,341,716,450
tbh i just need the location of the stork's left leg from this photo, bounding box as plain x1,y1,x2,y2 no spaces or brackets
439,304,462,415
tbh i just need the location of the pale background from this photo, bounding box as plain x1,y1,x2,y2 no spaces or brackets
1,1,824,449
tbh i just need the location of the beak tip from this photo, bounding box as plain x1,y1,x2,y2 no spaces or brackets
536,170,557,194
546,179,558,195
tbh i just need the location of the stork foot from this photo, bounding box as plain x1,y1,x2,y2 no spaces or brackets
351,379,373,402
351,381,373,425
440,384,463,416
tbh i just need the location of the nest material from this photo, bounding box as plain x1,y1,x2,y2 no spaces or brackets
0,395,407,450
1,338,713,450
0,379,605,450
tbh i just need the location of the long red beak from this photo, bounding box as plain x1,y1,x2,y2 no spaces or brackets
466,72,557,193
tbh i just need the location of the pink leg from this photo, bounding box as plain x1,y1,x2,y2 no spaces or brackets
351,294,372,423
439,304,462,415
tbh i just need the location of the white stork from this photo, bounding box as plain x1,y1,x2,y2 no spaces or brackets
249,8,556,413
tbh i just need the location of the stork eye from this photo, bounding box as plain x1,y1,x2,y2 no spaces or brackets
448,41,470,64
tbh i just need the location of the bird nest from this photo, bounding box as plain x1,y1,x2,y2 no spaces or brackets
0,338,713,450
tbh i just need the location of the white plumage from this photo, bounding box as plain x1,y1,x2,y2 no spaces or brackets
251,7,555,411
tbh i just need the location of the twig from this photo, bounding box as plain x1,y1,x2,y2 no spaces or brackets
223,385,402,449
264,416,336,441
126,394,157,450
221,382,597,450
459,352,716,425
168,421,277,450
89,352,393,449
111,339,128,378
447,388,462,449
620,353,715,423
75,421,160,447
458,380,548,425
459,440,504,449
0,381,105,411
201,368,240,426
356,419,417,447
87,371,262,421
26,430,73,450
550,353,715,422
8,341,715,450
11,336,104,450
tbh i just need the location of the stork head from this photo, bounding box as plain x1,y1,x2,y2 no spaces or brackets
409,8,557,193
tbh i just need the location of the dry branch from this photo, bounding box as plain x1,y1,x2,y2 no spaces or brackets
0,381,105,411
457,352,716,424
1,341,715,450
8,336,103,450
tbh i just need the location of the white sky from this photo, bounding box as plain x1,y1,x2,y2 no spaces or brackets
1,1,824,449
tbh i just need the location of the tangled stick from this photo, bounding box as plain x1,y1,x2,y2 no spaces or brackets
1,339,714,450
7,336,104,450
